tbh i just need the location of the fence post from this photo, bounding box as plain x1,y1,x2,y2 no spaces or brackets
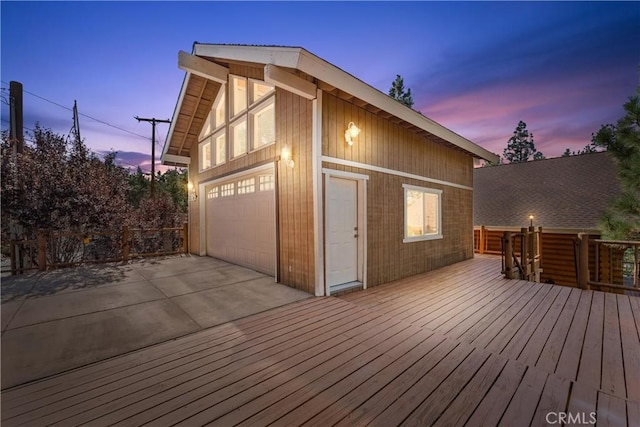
10,241,16,275
122,225,129,262
577,233,590,290
479,226,486,254
37,229,47,271
504,231,513,279
183,222,189,254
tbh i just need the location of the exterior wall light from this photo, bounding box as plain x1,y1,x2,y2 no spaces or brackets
281,146,295,168
345,122,360,146
187,181,197,202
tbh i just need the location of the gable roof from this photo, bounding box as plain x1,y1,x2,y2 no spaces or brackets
473,152,621,230
161,43,498,166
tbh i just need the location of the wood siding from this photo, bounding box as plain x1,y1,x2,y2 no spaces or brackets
187,64,315,293
322,92,475,287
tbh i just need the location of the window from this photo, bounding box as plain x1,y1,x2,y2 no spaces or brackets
199,88,225,140
403,184,442,242
251,80,275,104
199,140,211,171
237,178,256,194
206,187,219,199
221,183,235,197
259,175,274,191
252,97,275,149
231,117,247,158
230,75,275,158
231,76,247,117
199,130,225,172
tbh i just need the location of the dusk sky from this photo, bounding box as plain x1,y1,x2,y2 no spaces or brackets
1,2,638,171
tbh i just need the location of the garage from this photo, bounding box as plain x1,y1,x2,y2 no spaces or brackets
204,165,276,276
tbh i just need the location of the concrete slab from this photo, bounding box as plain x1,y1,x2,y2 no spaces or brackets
151,264,266,297
1,273,40,303
0,299,200,389
171,276,310,328
1,301,23,333
133,255,229,280
7,282,166,329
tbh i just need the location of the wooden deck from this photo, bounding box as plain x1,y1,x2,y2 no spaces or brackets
2,255,639,426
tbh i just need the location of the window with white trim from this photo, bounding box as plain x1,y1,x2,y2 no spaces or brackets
198,87,226,171
237,178,256,194
230,75,275,158
221,183,235,197
403,184,443,242
259,175,274,191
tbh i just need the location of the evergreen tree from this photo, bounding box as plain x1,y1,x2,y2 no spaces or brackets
592,94,640,240
503,121,542,163
388,75,414,108
562,148,572,157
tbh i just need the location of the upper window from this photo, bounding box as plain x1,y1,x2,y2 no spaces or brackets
231,76,247,118
199,88,226,172
403,184,442,242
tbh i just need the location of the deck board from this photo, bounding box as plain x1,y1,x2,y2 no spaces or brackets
2,255,639,427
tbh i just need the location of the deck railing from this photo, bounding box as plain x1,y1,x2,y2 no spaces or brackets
576,234,639,293
4,223,189,275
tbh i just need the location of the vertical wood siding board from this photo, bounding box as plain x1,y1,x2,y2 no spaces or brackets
336,98,345,161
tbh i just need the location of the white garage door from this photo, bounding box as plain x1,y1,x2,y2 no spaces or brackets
205,167,276,276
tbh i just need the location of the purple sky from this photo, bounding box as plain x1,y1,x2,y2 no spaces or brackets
1,2,638,171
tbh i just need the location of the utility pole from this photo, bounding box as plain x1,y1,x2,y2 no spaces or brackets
72,100,81,144
134,116,171,197
9,81,24,154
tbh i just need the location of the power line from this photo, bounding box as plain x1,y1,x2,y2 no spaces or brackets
0,80,152,141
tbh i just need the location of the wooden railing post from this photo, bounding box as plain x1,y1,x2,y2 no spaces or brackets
504,231,513,279
577,233,590,290
183,222,189,254
122,225,130,262
37,229,47,271
479,226,486,254
521,228,529,280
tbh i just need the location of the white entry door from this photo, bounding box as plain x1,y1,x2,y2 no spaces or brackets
326,176,358,287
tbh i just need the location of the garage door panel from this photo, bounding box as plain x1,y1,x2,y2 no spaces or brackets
204,168,276,276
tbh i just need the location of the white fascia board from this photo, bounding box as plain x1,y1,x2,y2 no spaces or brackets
163,153,190,166
264,64,316,100
178,51,228,83
193,44,303,69
162,72,192,163
296,50,499,163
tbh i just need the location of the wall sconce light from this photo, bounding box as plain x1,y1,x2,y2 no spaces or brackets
281,146,295,168
188,181,197,202
345,122,360,146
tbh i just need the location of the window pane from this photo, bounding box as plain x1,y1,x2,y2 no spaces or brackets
238,178,256,194
200,140,212,171
232,76,247,117
406,190,424,237
221,183,235,197
232,118,247,157
251,81,274,104
423,193,439,234
259,175,274,191
253,99,275,148
215,133,226,164
214,91,225,128
199,113,212,140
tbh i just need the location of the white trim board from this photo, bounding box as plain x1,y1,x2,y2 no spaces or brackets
321,156,473,191
312,89,324,296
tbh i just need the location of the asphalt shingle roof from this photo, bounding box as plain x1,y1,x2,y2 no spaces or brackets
473,152,621,230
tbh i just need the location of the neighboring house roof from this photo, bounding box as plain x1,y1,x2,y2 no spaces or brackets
162,43,498,166
473,152,621,230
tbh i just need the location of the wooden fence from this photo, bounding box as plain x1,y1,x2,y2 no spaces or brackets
4,223,189,275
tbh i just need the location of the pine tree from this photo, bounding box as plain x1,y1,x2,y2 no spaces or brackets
503,121,542,163
592,94,640,240
388,75,414,108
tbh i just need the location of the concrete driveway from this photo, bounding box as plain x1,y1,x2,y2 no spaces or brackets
0,255,310,389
